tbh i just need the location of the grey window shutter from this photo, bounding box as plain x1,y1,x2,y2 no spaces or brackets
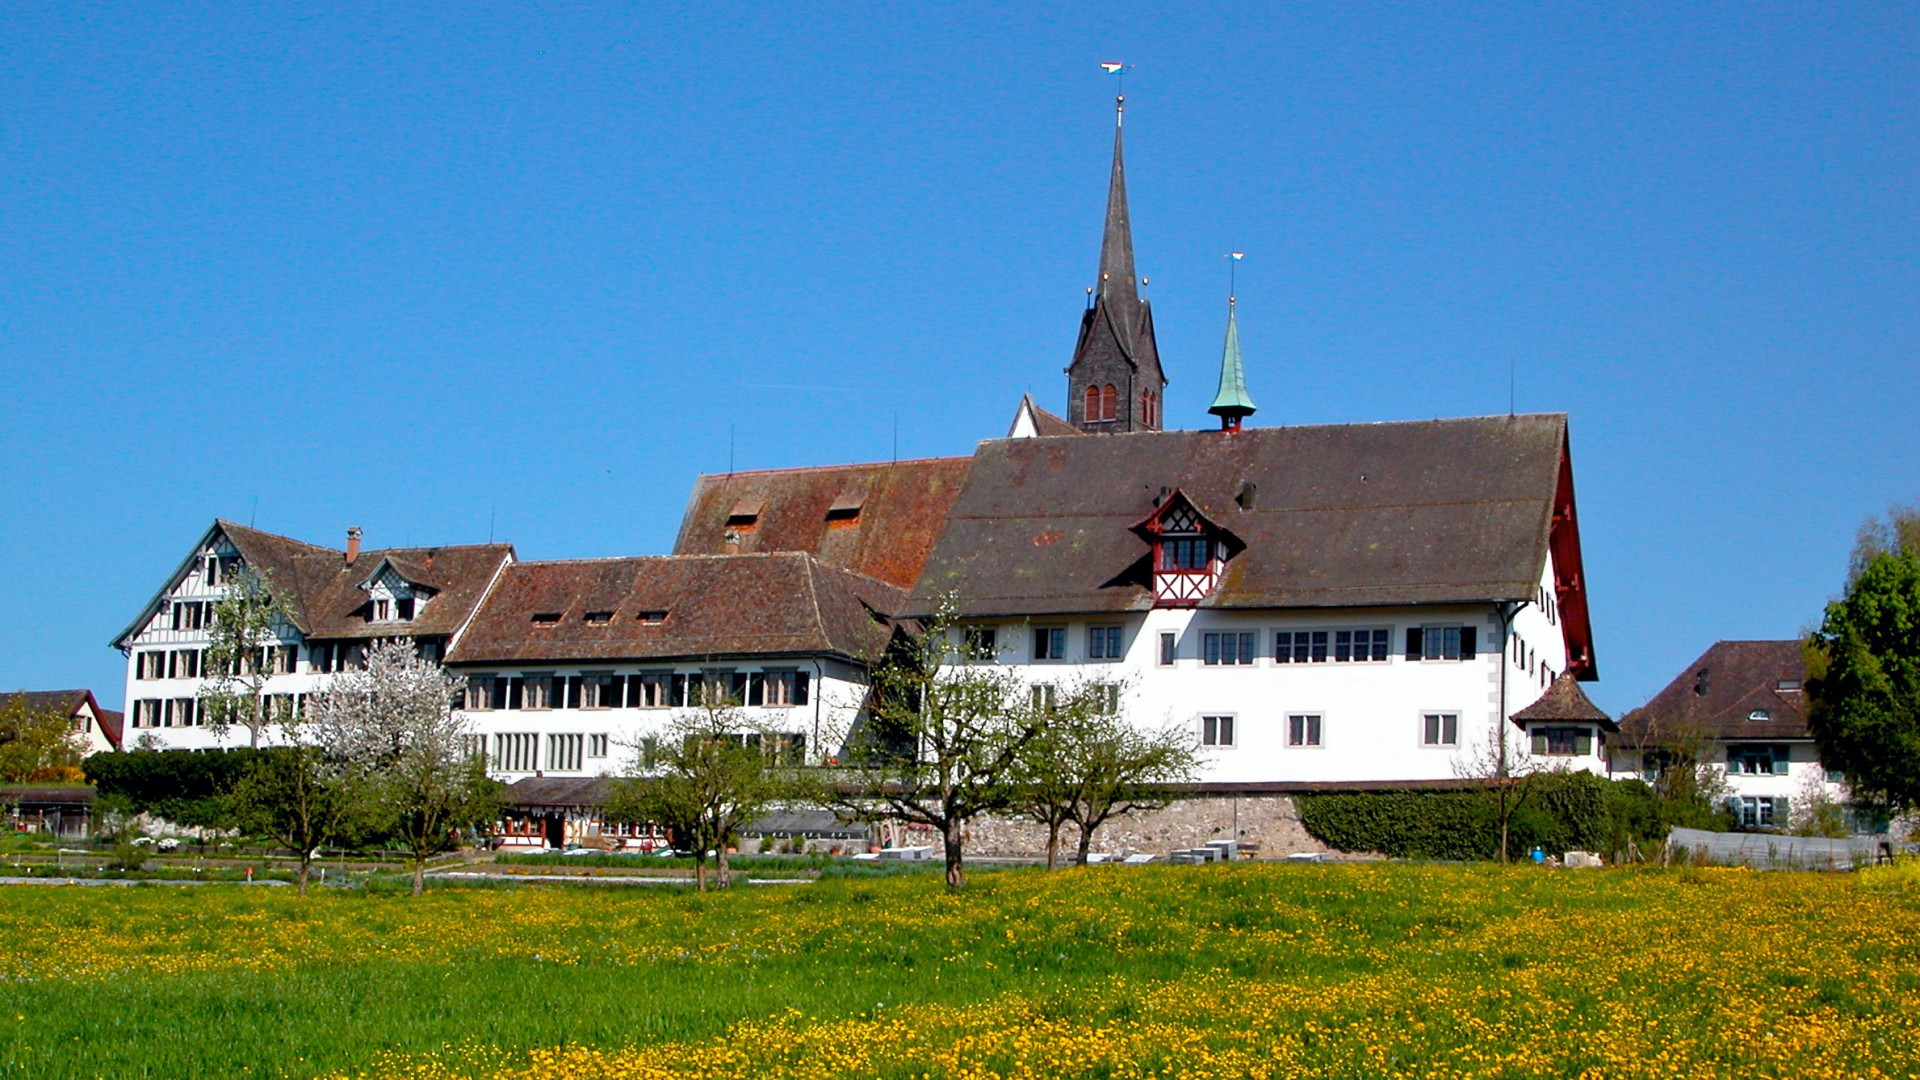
1406,628,1424,660
748,674,765,707
1531,731,1547,755
794,672,810,705
1773,746,1790,775
1772,796,1791,825
1460,627,1477,659
1575,730,1592,756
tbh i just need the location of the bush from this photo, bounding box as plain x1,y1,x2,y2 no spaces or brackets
1299,775,1681,862
83,748,272,832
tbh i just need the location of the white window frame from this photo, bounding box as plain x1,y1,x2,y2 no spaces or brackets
1287,713,1324,748
1201,713,1237,748
1420,712,1459,749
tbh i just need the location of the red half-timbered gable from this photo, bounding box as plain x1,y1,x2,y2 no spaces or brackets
1131,490,1238,608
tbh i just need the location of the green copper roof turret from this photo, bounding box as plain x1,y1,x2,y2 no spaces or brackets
1207,299,1257,428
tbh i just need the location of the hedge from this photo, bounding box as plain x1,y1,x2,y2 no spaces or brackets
1297,774,1683,861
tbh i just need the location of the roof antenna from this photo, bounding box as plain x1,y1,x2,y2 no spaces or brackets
728,423,736,476
249,495,258,528
1509,356,1516,416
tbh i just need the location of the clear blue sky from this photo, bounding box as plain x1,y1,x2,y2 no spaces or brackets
3,4,1915,717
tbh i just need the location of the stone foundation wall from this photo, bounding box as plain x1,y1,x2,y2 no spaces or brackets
921,795,1329,862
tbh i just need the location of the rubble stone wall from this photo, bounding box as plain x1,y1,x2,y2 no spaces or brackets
862,795,1330,861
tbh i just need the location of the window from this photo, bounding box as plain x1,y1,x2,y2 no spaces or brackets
1532,726,1593,757
1274,631,1329,664
1084,385,1099,421
1159,538,1212,572
825,501,862,525
1288,714,1323,748
396,597,416,621
170,600,206,631
636,672,674,708
583,611,613,624
1777,679,1802,692
137,652,165,680
761,671,807,707
168,649,202,679
1409,625,1476,661
701,670,744,707
531,612,561,625
1728,744,1789,776
1422,713,1459,748
265,694,296,723
589,734,609,759
1747,709,1772,722
132,700,160,728
1201,714,1235,747
637,610,668,624
1030,684,1058,711
1084,383,1118,423
1334,629,1390,663
581,675,617,709
166,698,197,728
1088,625,1123,660
1085,683,1120,715
1032,627,1066,661
1159,632,1177,666
545,735,583,772
372,599,391,623
463,677,499,711
493,733,538,772
522,676,553,710
1733,796,1789,830
1202,632,1256,666
963,627,998,661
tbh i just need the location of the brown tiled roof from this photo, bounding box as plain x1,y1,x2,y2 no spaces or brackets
5,689,92,717
446,553,903,666
96,708,124,750
672,458,972,589
912,414,1572,618
1616,640,1811,747
505,776,617,809
1511,673,1615,730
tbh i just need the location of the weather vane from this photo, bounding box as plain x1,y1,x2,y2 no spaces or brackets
1100,61,1128,122
1226,249,1245,302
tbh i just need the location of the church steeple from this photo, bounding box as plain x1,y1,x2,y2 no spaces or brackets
1066,77,1166,434
1208,297,1257,432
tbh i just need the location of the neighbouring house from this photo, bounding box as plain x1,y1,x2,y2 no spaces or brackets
3,688,123,755
442,552,904,779
1609,640,1853,832
113,521,514,749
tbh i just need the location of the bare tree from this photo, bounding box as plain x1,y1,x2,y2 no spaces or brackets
832,610,1036,890
607,698,800,891
199,566,291,749
308,640,498,894
1009,678,1199,868
1457,716,1547,863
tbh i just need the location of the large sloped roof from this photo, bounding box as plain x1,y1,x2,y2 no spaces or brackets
112,522,514,648
1616,640,1812,746
446,553,903,666
911,414,1570,618
672,457,972,589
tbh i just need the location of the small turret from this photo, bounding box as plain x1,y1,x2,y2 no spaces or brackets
1207,297,1257,432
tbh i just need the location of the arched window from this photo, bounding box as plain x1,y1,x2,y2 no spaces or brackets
1140,389,1157,428
1100,384,1117,421
1084,385,1100,421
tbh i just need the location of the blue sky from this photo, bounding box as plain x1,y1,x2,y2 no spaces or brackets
3,4,1915,717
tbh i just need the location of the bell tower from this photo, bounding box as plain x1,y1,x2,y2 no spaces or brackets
1066,85,1167,433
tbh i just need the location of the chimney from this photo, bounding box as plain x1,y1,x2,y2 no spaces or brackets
345,527,363,565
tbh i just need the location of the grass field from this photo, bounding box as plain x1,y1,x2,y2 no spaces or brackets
4,862,1919,1079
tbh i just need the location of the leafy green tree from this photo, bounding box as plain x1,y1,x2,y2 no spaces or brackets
199,566,291,748
1808,506,1920,813
833,610,1036,891
0,695,86,786
230,740,373,896
608,699,800,891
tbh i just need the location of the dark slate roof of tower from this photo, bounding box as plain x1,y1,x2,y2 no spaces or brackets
1616,641,1812,746
909,414,1576,619
1095,123,1140,344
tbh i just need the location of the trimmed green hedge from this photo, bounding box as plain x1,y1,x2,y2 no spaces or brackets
82,748,276,830
1298,774,1682,861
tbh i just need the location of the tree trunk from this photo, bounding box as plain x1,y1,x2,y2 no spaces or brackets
694,850,707,893
411,854,426,895
297,852,311,898
942,820,966,891
717,844,731,890
1075,823,1095,867
1045,820,1061,871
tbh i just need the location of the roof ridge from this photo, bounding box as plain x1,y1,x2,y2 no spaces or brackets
692,455,970,480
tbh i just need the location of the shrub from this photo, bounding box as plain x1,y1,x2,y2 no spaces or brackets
1299,775,1678,861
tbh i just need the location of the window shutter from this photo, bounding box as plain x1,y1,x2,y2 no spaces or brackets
1726,795,1744,821
507,678,523,709
1575,730,1592,756
1772,796,1791,825
748,673,765,706
1773,747,1790,776
1460,627,1476,659
1406,628,1423,660
1531,731,1547,756
794,671,810,705
670,674,688,707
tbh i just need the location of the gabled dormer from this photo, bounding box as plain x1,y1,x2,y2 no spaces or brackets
359,556,439,624
1131,490,1241,608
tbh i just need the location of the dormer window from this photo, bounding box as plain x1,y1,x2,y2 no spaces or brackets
637,610,668,624
826,495,862,525
1749,709,1772,722
1131,490,1236,608
584,611,613,624
726,498,763,531
531,612,561,625
372,599,391,622
396,597,415,621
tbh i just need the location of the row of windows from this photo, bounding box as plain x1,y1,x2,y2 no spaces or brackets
136,646,300,680
462,670,810,712
1197,711,1464,749
972,624,1487,665
131,693,312,728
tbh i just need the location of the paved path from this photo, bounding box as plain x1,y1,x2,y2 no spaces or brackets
0,876,290,887
429,870,812,886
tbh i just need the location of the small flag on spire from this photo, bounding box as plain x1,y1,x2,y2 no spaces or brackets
1100,61,1125,74
1227,251,1245,261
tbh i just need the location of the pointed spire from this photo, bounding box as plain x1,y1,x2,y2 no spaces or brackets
1208,297,1257,431
1096,111,1140,332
